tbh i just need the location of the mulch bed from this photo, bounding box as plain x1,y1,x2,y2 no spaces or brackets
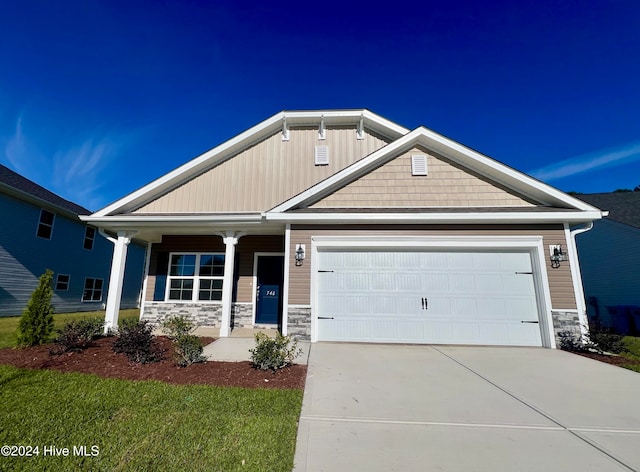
574,350,640,369
0,337,307,390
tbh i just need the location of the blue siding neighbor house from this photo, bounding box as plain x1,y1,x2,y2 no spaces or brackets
0,164,146,316
576,192,640,334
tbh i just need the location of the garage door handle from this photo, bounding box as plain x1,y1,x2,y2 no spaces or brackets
318,316,334,320
521,321,539,324
422,298,428,310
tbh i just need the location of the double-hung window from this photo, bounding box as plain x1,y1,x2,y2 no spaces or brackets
167,253,225,302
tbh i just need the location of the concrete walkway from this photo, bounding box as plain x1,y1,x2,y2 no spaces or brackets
294,343,640,471
200,330,311,364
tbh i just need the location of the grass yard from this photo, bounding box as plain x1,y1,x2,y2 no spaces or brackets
0,309,139,349
0,365,303,471
621,336,640,372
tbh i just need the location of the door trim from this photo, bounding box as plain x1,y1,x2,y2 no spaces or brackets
253,252,285,325
310,236,554,347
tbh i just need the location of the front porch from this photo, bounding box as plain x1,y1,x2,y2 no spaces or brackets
104,231,311,340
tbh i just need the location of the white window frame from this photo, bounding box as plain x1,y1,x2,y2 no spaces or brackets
83,226,96,250
82,277,104,302
165,252,225,303
36,209,55,240
55,274,70,291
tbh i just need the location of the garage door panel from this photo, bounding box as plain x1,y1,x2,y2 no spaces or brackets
316,249,543,346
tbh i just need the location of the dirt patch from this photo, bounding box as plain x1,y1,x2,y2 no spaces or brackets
0,337,306,390
574,350,640,369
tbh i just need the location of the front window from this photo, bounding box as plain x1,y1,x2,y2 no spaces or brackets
82,278,103,302
167,253,224,302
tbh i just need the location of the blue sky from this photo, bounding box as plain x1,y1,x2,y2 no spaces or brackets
1,0,639,211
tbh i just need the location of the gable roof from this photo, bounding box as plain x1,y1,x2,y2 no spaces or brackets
268,126,601,215
0,164,90,216
576,192,640,228
93,109,409,217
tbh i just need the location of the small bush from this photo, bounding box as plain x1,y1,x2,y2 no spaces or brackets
17,269,55,347
249,332,302,372
112,319,163,364
558,330,585,352
161,316,206,367
53,317,104,353
587,323,627,355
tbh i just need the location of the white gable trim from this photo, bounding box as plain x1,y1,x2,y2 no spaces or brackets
92,110,409,217
269,126,603,214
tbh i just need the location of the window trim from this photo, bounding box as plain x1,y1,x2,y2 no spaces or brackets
165,252,225,303
82,277,104,302
55,274,70,291
83,226,96,250
36,209,55,240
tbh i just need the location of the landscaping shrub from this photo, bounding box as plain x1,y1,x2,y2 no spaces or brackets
53,317,104,352
161,316,206,367
587,323,627,355
249,332,301,372
558,330,585,352
112,319,163,364
17,269,55,347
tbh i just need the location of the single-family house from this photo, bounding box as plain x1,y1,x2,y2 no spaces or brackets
575,192,640,334
0,164,146,316
82,110,604,348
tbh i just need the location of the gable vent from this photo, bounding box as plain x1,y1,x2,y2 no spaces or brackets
411,154,428,176
315,145,329,166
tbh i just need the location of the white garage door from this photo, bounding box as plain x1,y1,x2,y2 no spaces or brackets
316,249,543,346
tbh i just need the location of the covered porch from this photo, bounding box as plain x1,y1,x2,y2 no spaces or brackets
93,217,308,340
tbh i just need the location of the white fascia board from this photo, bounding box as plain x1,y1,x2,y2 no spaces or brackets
265,210,603,224
93,109,409,218
93,113,287,217
411,126,601,212
312,234,545,248
81,214,263,225
270,126,604,215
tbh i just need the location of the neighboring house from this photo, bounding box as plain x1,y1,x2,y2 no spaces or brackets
0,164,146,316
83,110,604,348
575,192,640,334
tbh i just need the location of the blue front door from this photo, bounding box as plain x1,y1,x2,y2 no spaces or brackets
255,255,284,324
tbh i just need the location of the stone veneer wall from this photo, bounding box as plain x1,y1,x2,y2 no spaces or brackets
551,310,582,345
141,302,222,327
231,303,253,328
288,306,311,340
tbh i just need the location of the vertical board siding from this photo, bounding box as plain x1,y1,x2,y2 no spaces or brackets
288,224,576,310
0,193,145,316
312,146,536,208
145,234,284,304
133,127,389,213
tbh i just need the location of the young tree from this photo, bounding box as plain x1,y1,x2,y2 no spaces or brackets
17,269,55,346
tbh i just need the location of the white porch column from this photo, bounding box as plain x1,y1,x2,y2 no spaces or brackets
220,233,240,337
101,230,135,334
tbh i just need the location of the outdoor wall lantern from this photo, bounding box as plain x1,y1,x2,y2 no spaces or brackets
549,244,568,268
295,244,306,266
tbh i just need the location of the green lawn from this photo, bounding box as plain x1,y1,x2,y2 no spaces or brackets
0,309,140,349
0,366,302,471
621,336,640,372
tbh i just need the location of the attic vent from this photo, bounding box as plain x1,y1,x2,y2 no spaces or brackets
315,145,329,166
411,155,428,176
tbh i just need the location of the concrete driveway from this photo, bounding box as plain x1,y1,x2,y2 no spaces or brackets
293,343,640,471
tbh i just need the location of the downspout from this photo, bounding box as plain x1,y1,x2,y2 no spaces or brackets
565,221,594,338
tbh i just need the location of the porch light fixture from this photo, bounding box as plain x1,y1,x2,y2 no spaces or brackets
295,244,306,266
549,244,567,268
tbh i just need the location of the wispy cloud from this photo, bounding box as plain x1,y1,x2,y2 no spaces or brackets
530,141,640,182
2,114,126,211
